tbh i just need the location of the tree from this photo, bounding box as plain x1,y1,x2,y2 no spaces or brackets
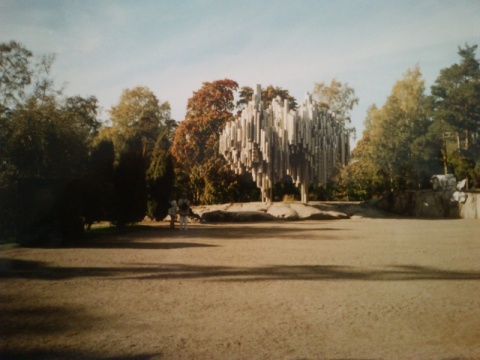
2,93,99,180
1,41,34,218
311,79,359,194
430,44,480,187
340,105,388,198
431,44,480,151
236,85,297,116
63,95,101,144
111,151,147,228
313,78,359,123
1,40,99,180
0,41,101,242
339,67,434,197
0,41,32,109
97,86,175,225
2,94,103,242
369,66,431,190
146,131,175,220
102,86,172,159
83,140,115,229
171,79,238,203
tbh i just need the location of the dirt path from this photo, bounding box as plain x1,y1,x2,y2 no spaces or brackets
1,215,479,359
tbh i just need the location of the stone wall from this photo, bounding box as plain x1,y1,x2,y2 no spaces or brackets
374,190,479,219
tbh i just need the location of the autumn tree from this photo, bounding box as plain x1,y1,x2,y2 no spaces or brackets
171,79,239,204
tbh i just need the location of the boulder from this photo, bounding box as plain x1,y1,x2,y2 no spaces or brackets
198,202,350,222
200,210,276,222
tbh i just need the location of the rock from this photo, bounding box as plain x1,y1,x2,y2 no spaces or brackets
415,190,450,218
373,190,480,219
200,210,276,223
308,211,350,220
267,203,299,219
197,202,350,222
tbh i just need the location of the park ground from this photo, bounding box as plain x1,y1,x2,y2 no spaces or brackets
1,204,480,359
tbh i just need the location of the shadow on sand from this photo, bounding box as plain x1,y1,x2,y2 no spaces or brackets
0,293,162,360
2,258,479,282
59,223,353,249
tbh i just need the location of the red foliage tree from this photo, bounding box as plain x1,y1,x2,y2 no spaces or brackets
171,79,239,203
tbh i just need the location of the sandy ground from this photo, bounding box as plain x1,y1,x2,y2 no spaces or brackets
1,204,480,360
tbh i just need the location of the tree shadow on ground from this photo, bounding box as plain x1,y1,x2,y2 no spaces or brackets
0,292,163,359
127,263,480,282
170,224,351,241
67,223,350,249
2,258,479,282
75,240,219,250
0,351,162,360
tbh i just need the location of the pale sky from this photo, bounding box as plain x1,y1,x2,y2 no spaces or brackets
1,0,479,147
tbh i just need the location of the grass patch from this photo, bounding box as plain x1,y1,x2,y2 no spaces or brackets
0,240,19,249
0,222,158,248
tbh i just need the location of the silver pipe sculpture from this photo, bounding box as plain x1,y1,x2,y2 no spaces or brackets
220,84,350,203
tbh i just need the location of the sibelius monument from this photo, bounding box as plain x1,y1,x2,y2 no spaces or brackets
219,84,351,203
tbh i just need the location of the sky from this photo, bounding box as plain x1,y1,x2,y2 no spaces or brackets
1,0,479,147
